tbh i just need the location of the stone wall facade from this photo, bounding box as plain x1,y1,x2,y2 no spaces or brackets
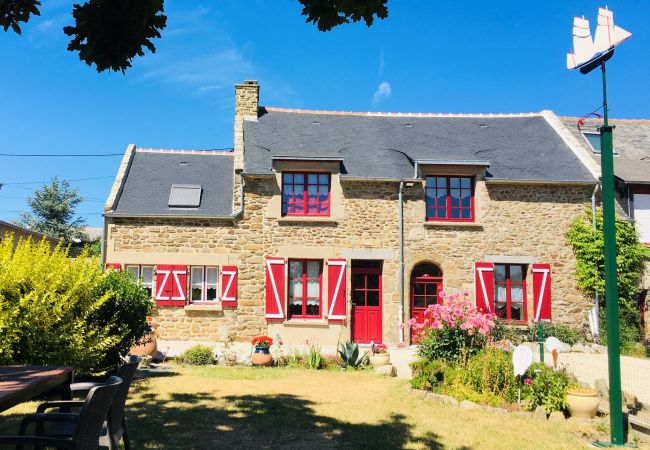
105,174,594,345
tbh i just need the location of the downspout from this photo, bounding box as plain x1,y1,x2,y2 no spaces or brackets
398,181,405,344
101,216,107,266
591,183,601,340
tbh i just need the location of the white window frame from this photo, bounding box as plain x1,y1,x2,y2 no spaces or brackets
125,265,154,299
190,266,219,303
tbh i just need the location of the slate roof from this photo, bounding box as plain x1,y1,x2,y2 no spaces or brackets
243,108,595,183
111,149,234,217
560,117,650,184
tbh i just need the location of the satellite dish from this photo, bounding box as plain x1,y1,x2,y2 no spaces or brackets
512,345,533,377
545,336,562,353
566,7,632,74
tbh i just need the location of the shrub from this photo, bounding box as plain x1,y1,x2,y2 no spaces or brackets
464,348,517,402
490,320,528,345
93,269,152,371
527,323,581,346
522,362,573,414
307,344,323,369
178,345,214,365
410,358,454,391
412,291,496,364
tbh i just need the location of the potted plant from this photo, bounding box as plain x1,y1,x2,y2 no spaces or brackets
368,343,390,367
251,335,274,366
130,316,158,357
566,386,600,419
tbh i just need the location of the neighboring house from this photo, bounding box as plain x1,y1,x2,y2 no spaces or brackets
0,219,59,250
103,80,599,346
558,116,650,335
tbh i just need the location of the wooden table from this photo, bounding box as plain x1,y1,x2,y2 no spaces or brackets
0,366,73,413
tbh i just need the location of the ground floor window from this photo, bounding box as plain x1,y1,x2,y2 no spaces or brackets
125,265,154,298
190,266,219,302
494,264,526,321
288,259,322,319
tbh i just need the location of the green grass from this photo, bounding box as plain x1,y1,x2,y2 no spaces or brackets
0,366,614,449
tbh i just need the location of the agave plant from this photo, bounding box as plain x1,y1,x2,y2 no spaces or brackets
337,342,365,369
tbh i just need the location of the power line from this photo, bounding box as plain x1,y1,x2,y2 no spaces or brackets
0,209,103,215
0,153,123,157
1,176,114,186
0,195,105,202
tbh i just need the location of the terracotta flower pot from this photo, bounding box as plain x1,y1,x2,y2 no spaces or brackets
369,353,390,367
130,332,158,357
567,388,600,419
251,346,273,366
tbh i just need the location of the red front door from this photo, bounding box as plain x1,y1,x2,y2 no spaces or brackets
410,275,442,341
351,267,382,344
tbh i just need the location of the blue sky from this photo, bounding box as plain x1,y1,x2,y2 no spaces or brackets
1,0,649,227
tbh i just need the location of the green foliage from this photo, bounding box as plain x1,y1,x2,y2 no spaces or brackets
93,270,153,370
0,236,151,374
18,177,85,242
490,320,528,345
599,305,643,353
338,342,365,369
522,363,573,414
307,345,323,369
566,208,648,305
299,0,388,31
64,0,167,73
527,323,581,346
464,349,517,402
417,325,486,364
177,345,214,366
410,358,457,391
0,0,40,34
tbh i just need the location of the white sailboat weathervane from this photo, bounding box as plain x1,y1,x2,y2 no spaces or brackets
566,7,632,73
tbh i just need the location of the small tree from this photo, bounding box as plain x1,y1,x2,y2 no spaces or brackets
566,208,648,347
19,177,85,242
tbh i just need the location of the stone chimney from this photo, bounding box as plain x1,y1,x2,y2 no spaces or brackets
232,80,259,174
235,80,259,117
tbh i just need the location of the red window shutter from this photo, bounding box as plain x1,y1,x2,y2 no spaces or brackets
265,257,285,321
532,264,552,322
221,266,238,307
155,265,188,307
105,263,122,271
474,262,494,313
327,259,347,322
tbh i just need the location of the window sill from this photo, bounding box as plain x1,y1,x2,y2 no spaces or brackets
184,303,222,312
424,221,483,229
278,216,338,224
282,319,329,327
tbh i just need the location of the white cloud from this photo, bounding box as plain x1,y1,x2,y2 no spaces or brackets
372,81,392,104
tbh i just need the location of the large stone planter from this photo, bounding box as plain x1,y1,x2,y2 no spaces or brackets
129,332,157,357
369,353,390,367
567,388,600,419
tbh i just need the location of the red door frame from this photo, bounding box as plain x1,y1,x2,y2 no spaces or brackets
351,267,382,344
410,275,443,340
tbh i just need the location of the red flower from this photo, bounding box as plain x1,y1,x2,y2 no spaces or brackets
251,335,274,348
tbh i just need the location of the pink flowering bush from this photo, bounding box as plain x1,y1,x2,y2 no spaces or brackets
405,290,496,364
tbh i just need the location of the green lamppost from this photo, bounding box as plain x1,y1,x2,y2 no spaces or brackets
566,7,631,447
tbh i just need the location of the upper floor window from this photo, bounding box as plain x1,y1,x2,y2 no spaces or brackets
282,172,330,216
288,259,322,319
425,176,474,222
494,264,526,322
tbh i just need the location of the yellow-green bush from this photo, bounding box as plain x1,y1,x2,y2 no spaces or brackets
0,235,151,374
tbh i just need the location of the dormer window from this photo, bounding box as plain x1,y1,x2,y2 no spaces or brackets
281,172,330,216
168,184,202,208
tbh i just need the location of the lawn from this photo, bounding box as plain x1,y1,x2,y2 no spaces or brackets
0,366,610,449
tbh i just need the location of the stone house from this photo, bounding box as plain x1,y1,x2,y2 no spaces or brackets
103,80,599,346
0,219,59,250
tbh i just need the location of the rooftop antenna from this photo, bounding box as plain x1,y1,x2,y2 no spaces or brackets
567,7,632,448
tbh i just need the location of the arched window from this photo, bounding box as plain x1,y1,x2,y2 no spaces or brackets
410,263,443,336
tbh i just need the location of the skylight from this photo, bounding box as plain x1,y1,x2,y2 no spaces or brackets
582,132,602,154
168,184,202,208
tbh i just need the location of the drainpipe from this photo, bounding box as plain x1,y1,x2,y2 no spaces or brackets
591,183,601,340
398,181,405,344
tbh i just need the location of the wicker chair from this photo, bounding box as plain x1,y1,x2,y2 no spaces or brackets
0,376,122,450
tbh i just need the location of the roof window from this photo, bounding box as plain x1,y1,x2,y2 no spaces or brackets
582,132,602,154
168,184,202,208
